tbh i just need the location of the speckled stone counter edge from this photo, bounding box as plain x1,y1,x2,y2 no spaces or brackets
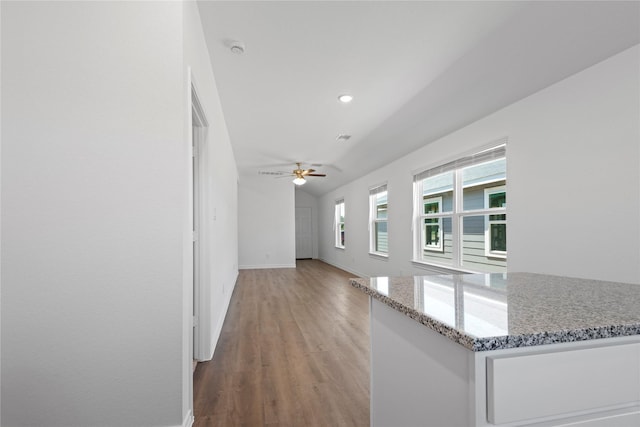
349,278,640,352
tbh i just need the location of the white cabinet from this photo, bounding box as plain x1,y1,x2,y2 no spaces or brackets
370,298,640,427
487,344,640,425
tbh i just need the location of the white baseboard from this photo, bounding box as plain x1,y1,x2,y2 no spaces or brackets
181,410,194,427
239,263,296,270
206,271,238,359
317,258,368,279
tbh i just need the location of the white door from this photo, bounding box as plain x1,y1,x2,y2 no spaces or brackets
295,207,313,259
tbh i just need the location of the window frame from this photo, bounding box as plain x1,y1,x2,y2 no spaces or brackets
334,199,345,249
369,185,388,256
412,143,507,272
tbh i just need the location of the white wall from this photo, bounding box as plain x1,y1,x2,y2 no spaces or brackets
319,45,640,285
1,2,239,426
294,188,319,259
182,0,239,420
185,0,240,359
238,175,296,269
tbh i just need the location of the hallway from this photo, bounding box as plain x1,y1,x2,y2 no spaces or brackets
193,260,370,426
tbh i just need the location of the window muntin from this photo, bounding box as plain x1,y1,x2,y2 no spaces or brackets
369,185,388,255
413,144,506,272
335,199,345,248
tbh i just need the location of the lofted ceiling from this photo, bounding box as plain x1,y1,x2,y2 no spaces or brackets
198,1,640,196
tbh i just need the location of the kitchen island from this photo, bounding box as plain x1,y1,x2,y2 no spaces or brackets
350,273,640,427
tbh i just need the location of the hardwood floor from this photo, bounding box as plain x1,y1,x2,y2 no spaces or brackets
193,259,370,427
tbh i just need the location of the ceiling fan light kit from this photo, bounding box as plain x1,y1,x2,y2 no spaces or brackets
338,94,353,103
292,177,306,185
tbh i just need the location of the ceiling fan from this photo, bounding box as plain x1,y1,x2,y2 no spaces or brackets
289,162,326,186
260,162,326,185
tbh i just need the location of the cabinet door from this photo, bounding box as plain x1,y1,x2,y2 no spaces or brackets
486,343,640,425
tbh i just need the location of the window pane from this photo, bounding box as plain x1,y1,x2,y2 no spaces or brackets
462,158,506,187
335,201,345,247
422,173,453,213
461,215,506,273
462,159,506,211
376,201,388,220
375,221,388,253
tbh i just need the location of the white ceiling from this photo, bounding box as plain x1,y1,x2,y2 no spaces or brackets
198,1,640,196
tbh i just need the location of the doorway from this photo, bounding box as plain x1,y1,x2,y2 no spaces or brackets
295,207,313,259
191,85,208,363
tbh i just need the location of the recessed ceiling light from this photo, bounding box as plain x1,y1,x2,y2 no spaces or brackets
338,94,353,103
336,134,351,142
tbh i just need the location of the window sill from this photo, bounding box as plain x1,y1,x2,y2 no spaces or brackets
423,247,445,254
411,259,479,275
369,252,389,261
486,252,507,260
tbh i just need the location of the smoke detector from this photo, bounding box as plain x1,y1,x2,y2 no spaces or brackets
224,39,245,54
230,42,245,54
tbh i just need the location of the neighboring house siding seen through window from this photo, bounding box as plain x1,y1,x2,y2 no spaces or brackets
413,143,507,272
335,199,345,248
369,184,388,255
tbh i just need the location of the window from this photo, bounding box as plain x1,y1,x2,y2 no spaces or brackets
369,184,388,255
334,199,345,248
413,143,506,273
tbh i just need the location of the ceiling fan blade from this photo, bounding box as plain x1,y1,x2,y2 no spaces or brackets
306,173,326,177
301,168,315,176
258,171,288,176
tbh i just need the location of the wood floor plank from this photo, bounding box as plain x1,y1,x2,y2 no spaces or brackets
193,259,370,426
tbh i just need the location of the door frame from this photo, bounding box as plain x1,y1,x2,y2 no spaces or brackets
191,80,209,363
295,206,314,259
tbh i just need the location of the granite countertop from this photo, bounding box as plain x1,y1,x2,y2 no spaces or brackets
350,272,640,351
